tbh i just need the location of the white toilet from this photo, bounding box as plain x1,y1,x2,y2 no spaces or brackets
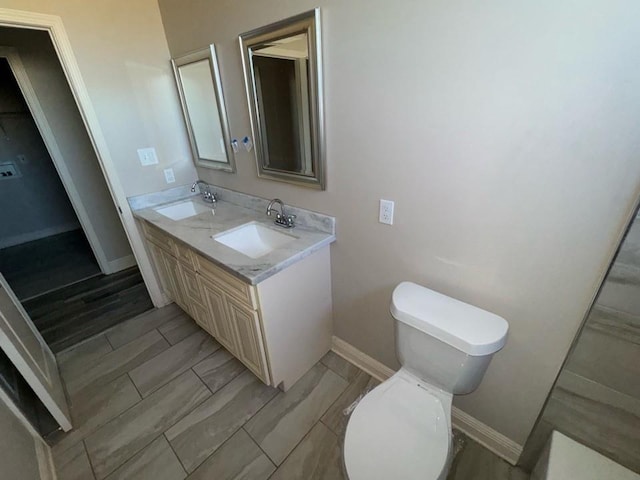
343,281,509,480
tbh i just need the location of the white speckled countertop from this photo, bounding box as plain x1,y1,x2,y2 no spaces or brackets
129,185,336,285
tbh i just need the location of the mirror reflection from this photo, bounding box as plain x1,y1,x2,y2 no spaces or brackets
240,9,325,189
172,46,235,172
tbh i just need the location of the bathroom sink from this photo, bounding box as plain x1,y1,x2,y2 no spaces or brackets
213,222,295,258
155,200,211,221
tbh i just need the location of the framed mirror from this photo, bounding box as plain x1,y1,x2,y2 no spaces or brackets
171,45,236,172
240,9,325,189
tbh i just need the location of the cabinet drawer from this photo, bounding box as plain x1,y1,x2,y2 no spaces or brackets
143,221,174,253
194,253,257,309
174,241,195,269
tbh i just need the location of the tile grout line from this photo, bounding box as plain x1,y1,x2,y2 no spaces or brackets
163,432,190,476
81,438,99,480
82,372,212,479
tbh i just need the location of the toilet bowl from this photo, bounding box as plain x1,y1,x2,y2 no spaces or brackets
343,282,509,480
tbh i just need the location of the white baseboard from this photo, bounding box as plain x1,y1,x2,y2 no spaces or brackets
330,335,523,466
0,222,80,249
105,254,137,273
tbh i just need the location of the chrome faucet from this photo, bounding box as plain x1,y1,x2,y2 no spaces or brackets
191,180,217,204
266,198,296,228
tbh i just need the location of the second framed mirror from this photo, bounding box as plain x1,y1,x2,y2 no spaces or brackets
240,9,325,189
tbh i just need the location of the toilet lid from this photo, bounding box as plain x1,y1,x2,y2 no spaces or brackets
344,374,449,480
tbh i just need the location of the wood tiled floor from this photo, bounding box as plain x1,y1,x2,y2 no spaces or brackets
50,304,529,480
24,266,153,352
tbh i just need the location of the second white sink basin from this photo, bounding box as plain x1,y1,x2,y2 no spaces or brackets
155,200,211,221
214,222,295,258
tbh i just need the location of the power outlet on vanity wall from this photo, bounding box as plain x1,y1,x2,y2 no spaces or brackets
379,199,394,225
164,168,175,184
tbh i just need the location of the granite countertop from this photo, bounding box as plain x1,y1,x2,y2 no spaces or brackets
130,188,335,285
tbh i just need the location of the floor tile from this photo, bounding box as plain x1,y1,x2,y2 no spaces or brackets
245,363,348,465
104,436,186,480
57,334,113,378
52,374,141,455
85,371,210,479
105,305,182,349
166,370,278,473
321,370,378,437
65,329,169,397
320,351,361,382
53,441,96,480
158,313,200,345
186,429,275,480
129,330,220,397
566,324,640,399
542,370,640,472
270,422,344,480
447,436,528,480
192,348,246,394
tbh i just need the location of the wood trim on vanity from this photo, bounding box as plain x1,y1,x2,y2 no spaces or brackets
330,335,524,466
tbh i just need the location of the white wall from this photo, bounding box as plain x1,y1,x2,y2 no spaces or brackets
0,61,79,248
158,0,640,447
0,27,131,263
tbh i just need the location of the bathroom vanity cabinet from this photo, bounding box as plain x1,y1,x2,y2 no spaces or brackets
141,220,333,390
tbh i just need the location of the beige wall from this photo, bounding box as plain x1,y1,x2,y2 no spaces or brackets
0,27,131,262
158,0,640,446
0,395,41,480
0,0,197,199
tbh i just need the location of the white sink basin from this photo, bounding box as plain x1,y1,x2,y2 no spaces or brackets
214,222,295,258
155,200,211,221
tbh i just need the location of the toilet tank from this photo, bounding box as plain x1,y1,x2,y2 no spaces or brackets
391,282,509,394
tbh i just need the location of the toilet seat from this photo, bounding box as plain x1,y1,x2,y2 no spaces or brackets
343,371,451,480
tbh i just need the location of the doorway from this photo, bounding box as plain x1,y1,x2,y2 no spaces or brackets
0,57,101,300
0,25,153,437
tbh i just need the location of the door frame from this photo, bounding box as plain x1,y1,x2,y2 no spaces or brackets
0,46,111,273
0,8,165,304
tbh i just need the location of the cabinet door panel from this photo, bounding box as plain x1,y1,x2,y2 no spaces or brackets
148,242,173,299
182,266,205,306
163,252,190,315
200,277,237,354
227,298,269,384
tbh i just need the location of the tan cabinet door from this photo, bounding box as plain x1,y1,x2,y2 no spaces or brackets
147,242,173,299
226,297,270,384
200,277,237,354
162,252,190,314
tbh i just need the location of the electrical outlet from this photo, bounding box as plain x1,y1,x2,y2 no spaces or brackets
137,147,158,166
0,162,21,180
379,199,394,225
164,168,175,184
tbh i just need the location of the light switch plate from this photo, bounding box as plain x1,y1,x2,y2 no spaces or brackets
137,147,158,166
379,199,394,225
163,168,175,184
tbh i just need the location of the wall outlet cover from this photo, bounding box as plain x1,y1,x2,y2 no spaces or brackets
379,199,394,225
137,147,158,166
163,168,175,184
0,162,21,180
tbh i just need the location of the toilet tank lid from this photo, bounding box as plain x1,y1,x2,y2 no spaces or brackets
391,282,508,356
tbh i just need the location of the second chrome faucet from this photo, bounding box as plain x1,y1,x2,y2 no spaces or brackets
266,198,296,228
